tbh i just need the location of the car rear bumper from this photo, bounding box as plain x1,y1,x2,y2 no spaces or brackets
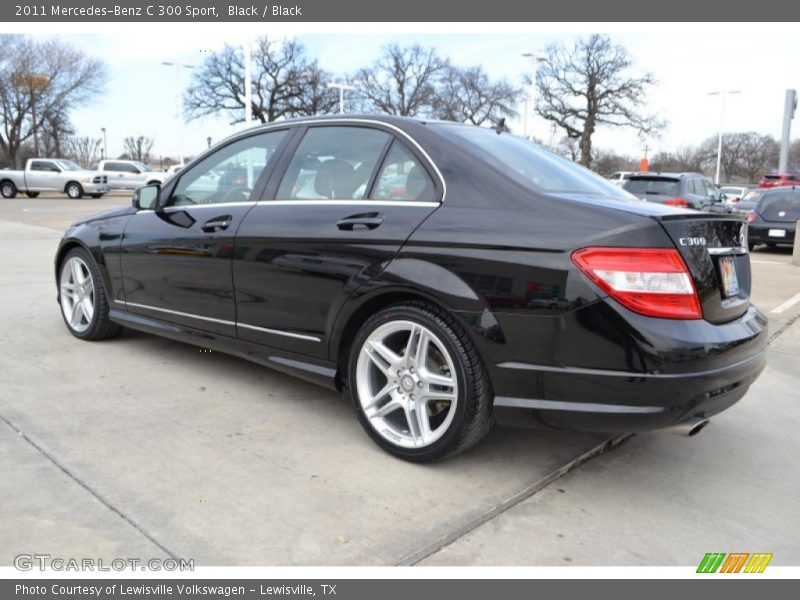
487,304,768,433
749,223,796,245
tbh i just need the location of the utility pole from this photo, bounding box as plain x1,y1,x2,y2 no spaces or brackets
100,127,107,160
161,61,195,166
708,89,741,185
328,83,355,114
779,89,797,173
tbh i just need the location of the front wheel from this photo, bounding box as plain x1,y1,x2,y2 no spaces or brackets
66,182,83,199
58,248,121,340
1,180,17,198
347,302,493,462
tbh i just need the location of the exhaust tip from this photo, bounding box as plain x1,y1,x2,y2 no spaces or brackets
664,417,710,437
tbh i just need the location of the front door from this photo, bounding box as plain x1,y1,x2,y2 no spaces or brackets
119,128,290,336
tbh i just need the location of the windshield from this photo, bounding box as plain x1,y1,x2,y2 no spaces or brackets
623,177,680,196
741,190,764,203
433,123,629,198
56,160,83,171
133,161,151,172
720,187,743,195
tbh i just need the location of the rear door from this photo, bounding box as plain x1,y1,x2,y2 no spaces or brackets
233,123,442,359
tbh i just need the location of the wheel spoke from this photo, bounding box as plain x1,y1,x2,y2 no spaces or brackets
70,300,84,327
369,397,403,419
368,340,402,369
82,297,94,322
420,369,455,388
70,259,84,285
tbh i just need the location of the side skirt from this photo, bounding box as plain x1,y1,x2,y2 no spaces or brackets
109,309,339,391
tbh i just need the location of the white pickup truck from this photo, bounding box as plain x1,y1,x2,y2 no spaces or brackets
1,158,109,199
96,159,166,190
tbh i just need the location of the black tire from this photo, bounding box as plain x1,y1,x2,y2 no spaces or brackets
766,242,777,249
58,247,121,341
1,180,17,199
347,301,493,462
90,194,104,199
66,182,84,199
748,241,755,251
25,192,40,198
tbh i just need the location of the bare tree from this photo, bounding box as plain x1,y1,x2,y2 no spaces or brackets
0,35,106,167
355,44,446,116
649,146,706,174
431,65,522,125
535,34,664,168
592,148,637,176
122,135,154,164
41,105,74,157
63,135,102,167
555,135,580,161
184,37,337,124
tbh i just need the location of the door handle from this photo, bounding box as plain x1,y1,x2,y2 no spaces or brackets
336,212,384,231
201,215,232,233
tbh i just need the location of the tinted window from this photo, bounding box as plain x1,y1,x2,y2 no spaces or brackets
103,162,124,171
623,177,680,196
371,142,436,202
433,123,627,197
759,192,800,219
277,127,392,200
168,129,287,206
30,161,58,172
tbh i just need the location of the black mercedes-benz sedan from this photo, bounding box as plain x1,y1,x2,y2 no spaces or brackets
54,115,767,462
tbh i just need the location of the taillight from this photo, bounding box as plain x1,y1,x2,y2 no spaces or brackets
664,197,689,207
571,247,702,320
747,211,756,223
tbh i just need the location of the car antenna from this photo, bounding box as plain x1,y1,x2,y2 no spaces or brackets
495,118,506,135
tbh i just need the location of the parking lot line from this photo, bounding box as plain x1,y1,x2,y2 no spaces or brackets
751,260,790,265
771,292,800,314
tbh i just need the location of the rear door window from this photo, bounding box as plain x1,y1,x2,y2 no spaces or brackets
371,141,436,202
277,126,391,200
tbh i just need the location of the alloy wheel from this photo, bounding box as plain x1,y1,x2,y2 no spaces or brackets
355,320,459,449
60,256,95,333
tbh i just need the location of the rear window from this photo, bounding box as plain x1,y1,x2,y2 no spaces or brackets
433,123,627,197
623,177,680,197
760,192,800,216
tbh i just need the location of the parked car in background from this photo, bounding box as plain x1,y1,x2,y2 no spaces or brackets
164,165,184,180
719,185,748,203
730,189,765,214
96,159,166,190
1,158,108,199
758,171,800,188
622,173,730,212
54,115,765,462
607,171,635,186
747,187,800,250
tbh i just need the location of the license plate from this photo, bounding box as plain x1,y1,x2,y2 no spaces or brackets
719,256,739,298
768,229,786,238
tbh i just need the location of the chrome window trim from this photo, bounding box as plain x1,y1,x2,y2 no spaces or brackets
255,199,439,208
117,300,321,342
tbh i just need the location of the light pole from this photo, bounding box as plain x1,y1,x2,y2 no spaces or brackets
207,136,212,149
100,127,107,160
162,60,196,165
521,51,547,140
328,82,356,114
708,89,741,185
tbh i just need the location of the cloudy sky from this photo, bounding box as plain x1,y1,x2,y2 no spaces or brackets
9,22,800,162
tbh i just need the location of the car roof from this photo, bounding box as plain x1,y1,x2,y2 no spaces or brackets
627,172,704,179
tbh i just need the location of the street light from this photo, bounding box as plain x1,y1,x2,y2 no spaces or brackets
328,82,356,114
100,127,107,160
708,89,741,185
521,51,547,140
162,60,196,166
207,136,212,149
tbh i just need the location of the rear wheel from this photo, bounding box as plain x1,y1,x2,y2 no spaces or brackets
766,242,777,249
90,194,104,199
58,248,121,340
66,182,83,199
347,302,493,462
1,180,17,198
748,241,756,251
25,192,39,198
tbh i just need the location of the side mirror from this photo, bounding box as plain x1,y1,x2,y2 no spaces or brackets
132,184,160,210
719,193,728,202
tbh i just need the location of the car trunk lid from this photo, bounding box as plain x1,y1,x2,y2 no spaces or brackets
656,214,750,324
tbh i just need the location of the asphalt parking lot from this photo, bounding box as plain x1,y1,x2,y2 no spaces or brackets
1,192,799,566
